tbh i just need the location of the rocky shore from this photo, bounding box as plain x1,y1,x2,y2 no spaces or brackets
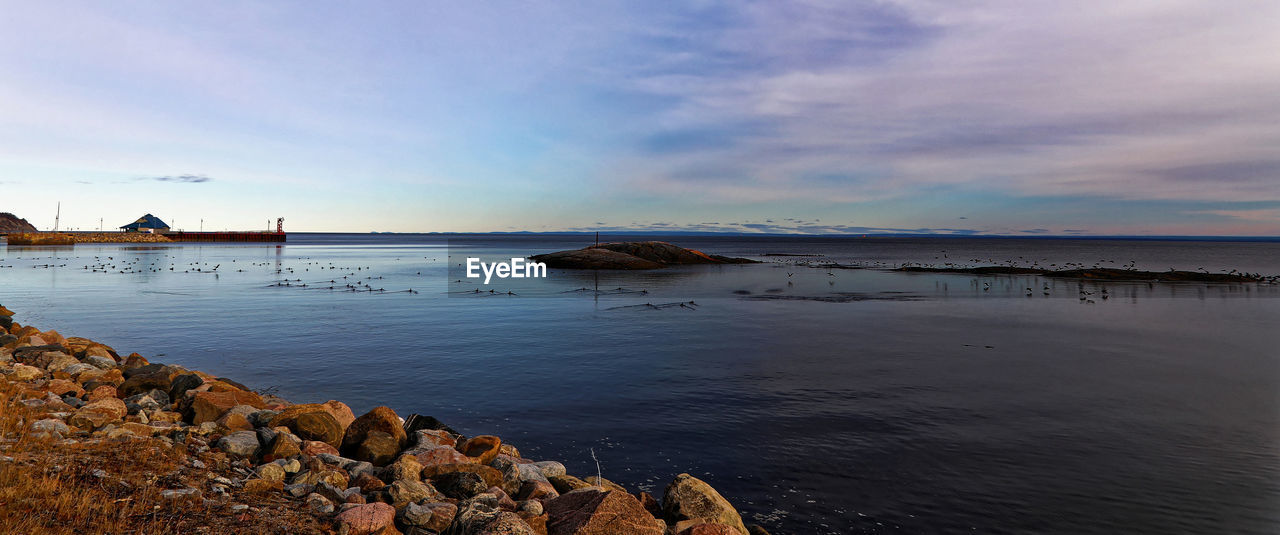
0,305,771,535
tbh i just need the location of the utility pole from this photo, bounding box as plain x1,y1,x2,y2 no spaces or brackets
99,217,103,231
53,202,60,231
200,218,203,232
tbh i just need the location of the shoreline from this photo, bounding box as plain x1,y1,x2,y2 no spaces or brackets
0,305,769,535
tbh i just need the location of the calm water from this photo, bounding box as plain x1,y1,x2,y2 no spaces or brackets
2,234,1278,534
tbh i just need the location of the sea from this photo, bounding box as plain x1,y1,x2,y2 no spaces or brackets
2,233,1277,534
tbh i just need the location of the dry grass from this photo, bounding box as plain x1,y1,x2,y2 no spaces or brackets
0,381,331,534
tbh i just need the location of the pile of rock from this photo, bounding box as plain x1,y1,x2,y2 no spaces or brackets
0,305,772,535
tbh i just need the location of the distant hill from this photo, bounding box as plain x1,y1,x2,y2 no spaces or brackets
0,212,38,234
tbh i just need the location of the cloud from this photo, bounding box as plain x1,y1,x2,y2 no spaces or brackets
604,2,1280,206
144,174,212,183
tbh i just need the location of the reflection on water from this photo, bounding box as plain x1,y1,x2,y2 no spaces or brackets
2,235,1278,534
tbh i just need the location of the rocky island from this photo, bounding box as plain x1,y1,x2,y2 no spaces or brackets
0,212,38,234
0,305,770,535
531,242,757,270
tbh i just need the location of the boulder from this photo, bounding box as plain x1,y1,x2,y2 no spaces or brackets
262,432,302,461
386,479,443,508
384,455,423,482
334,502,395,535
352,472,387,493
42,379,84,398
340,406,406,460
302,440,341,457
269,402,353,442
39,352,80,372
436,471,488,500
31,418,70,437
460,435,502,465
84,355,117,370
119,369,172,397
255,462,287,483
517,480,559,501
307,493,336,515
402,445,471,468
474,511,538,534
404,413,459,437
215,411,254,433
168,373,203,400
354,430,402,466
295,411,345,447
5,364,43,381
402,501,459,531
85,385,117,401
410,428,457,449
187,390,266,424
294,469,350,489
545,488,664,535
661,474,746,535
217,430,262,458
422,463,505,490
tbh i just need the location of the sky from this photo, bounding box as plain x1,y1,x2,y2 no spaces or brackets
1,1,1277,235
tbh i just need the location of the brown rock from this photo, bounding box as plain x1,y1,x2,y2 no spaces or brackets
478,511,538,534
545,488,663,535
403,444,471,468
334,502,395,535
340,406,407,459
295,411,345,447
85,385,117,401
460,435,502,465
637,492,662,519
68,408,114,429
401,501,457,532
294,469,350,489
518,480,559,501
676,523,740,535
188,390,265,424
412,428,457,448
269,401,354,438
384,455,423,482
263,432,302,461
302,440,341,457
421,463,504,489
519,512,549,535
386,479,442,508
119,369,172,397
661,474,747,535
150,411,183,424
244,479,283,494
216,411,253,433
352,472,387,493
499,443,522,458
358,430,403,467
548,475,592,495
120,422,158,436
43,378,84,398
82,397,127,420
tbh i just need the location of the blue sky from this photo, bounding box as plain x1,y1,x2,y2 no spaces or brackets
1,1,1277,235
